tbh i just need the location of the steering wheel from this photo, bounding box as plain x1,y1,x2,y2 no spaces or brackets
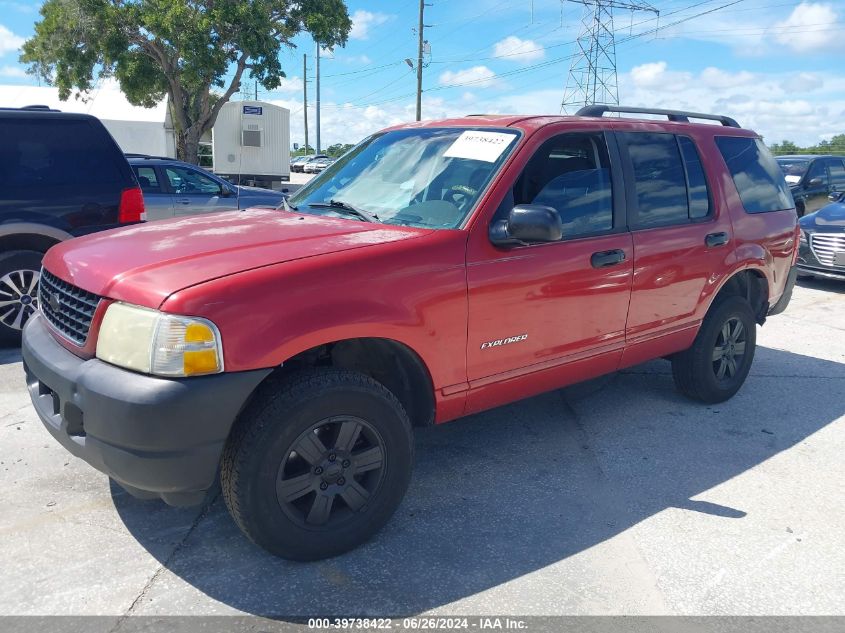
443,184,478,212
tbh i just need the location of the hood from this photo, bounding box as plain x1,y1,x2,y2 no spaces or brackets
236,185,283,198
800,203,845,231
43,209,432,308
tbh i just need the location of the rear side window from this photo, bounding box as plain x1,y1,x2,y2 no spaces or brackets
678,137,710,219
0,118,126,188
715,137,793,213
133,166,162,193
621,132,711,228
826,159,845,189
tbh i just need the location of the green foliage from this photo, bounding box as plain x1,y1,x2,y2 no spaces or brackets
21,0,351,164
769,135,845,156
326,142,354,157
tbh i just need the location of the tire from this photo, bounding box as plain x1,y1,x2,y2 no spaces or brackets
0,250,44,346
220,369,414,560
796,203,805,218
671,296,757,404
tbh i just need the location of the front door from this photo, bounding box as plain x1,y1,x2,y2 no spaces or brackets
465,130,633,413
164,165,237,215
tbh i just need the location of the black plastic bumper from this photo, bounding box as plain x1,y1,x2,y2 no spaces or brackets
22,314,271,506
768,265,798,316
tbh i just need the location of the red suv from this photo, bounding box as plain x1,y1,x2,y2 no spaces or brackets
22,106,799,560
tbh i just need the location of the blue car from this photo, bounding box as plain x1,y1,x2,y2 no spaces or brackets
128,155,285,220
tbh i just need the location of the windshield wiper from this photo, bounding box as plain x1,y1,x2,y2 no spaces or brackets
280,196,298,212
307,199,379,223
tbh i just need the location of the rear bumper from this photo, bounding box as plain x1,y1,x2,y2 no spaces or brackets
768,265,798,316
22,314,271,506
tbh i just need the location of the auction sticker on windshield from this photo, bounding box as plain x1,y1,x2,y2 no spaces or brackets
444,131,516,163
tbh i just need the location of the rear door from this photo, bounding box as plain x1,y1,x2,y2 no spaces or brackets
825,158,845,198
132,165,174,221
618,131,734,362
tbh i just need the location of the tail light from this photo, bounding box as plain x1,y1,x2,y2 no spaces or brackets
792,225,800,265
118,187,145,223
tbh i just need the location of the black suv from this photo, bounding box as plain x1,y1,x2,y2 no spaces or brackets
776,155,845,217
0,106,143,345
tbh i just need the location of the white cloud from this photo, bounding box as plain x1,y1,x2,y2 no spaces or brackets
619,61,845,146
773,2,839,53
0,81,167,121
0,64,26,78
0,23,25,55
630,62,692,92
439,66,498,88
349,10,390,40
492,36,545,62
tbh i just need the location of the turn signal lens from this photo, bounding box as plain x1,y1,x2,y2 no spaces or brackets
96,303,224,377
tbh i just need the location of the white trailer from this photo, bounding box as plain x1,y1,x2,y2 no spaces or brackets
100,119,176,157
212,100,290,187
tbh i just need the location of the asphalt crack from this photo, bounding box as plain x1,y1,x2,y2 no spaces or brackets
108,491,221,630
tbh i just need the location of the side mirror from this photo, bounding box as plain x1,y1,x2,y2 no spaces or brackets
808,177,823,188
489,204,562,246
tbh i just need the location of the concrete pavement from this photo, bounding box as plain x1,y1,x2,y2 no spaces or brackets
1,278,843,618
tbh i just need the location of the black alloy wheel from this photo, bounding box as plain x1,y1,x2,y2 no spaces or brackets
711,317,747,384
276,416,386,528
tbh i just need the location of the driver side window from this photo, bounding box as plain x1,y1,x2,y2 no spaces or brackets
165,166,222,195
497,132,614,238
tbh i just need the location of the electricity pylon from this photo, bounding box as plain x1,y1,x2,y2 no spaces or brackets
560,0,658,114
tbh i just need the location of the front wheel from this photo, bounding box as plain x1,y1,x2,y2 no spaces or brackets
671,296,757,404
0,250,43,346
220,369,414,560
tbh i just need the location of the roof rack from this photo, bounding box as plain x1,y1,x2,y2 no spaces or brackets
124,153,173,160
575,105,740,128
0,105,61,112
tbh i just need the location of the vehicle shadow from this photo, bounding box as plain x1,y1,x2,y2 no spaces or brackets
112,346,845,616
797,276,845,294
0,348,21,366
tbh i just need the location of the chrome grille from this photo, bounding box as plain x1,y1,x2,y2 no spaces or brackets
38,269,100,345
810,233,845,268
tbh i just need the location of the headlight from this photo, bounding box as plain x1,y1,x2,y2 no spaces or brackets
96,303,223,377
799,229,808,245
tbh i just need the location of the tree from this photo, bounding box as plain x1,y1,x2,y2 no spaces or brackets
21,0,351,164
326,142,354,157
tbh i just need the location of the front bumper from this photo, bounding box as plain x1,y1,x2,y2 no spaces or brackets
22,314,271,506
797,239,845,280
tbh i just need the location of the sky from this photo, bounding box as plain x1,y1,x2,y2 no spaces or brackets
0,0,844,148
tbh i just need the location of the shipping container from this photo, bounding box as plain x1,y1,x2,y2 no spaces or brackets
212,101,290,188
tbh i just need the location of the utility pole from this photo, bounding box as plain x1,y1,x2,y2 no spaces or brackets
316,41,321,153
303,53,309,156
560,0,658,113
415,0,425,121
254,81,258,100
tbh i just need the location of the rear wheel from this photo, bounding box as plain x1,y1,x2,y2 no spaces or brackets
0,250,43,346
221,369,413,560
671,296,757,404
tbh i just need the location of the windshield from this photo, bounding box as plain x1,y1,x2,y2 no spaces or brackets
288,127,520,229
776,158,810,182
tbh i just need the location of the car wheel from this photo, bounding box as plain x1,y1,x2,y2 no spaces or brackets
0,250,43,346
796,202,805,218
221,369,414,560
671,296,757,404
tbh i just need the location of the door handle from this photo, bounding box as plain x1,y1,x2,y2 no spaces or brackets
178,198,190,205
591,249,626,268
705,232,729,247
